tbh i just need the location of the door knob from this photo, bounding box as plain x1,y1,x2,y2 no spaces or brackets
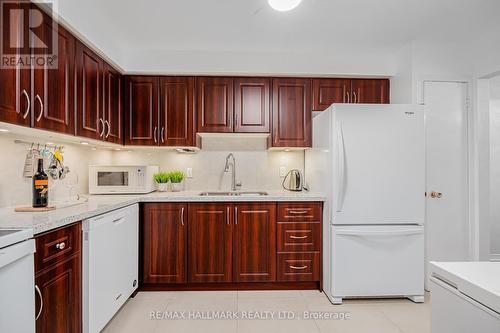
430,191,443,198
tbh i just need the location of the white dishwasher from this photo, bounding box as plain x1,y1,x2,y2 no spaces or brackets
83,204,139,333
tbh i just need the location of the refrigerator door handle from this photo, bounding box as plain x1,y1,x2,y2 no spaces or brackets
335,228,423,237
336,122,346,212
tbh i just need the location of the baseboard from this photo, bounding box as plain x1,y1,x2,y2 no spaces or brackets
139,281,321,291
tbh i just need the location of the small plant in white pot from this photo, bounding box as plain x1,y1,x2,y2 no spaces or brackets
153,172,170,192
169,171,185,192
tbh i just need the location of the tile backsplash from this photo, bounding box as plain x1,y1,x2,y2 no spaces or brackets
0,133,304,208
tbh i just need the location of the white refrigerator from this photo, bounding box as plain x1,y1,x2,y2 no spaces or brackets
305,104,425,304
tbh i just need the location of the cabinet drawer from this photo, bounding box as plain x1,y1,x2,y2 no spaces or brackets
35,223,81,272
277,223,321,252
277,203,322,222
277,253,320,282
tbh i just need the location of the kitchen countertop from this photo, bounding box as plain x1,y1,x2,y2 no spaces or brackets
0,190,326,235
430,261,500,314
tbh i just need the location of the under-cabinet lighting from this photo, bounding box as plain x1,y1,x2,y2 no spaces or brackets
268,0,302,12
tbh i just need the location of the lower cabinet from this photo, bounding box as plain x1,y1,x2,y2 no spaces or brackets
142,203,187,284
34,223,81,333
140,202,321,288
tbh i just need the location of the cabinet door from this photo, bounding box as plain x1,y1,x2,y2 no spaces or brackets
159,77,195,146
32,11,75,134
233,203,276,282
272,78,312,147
196,77,233,133
35,255,81,333
350,79,390,104
103,63,122,144
0,1,30,126
75,41,103,140
142,203,187,284
124,76,159,145
234,77,270,133
188,203,233,283
312,78,351,111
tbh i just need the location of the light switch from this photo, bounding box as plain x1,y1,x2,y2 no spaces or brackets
186,168,193,178
279,166,287,178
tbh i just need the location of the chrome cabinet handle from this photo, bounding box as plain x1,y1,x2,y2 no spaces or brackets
161,127,165,143
55,242,66,250
353,91,357,103
35,285,43,320
345,90,350,103
234,207,238,225
154,127,158,143
99,118,105,137
226,207,230,225
22,89,31,118
35,95,43,122
290,265,308,270
180,207,185,226
289,210,309,214
290,235,308,239
105,120,111,138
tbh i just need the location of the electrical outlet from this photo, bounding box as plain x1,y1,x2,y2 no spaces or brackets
186,168,193,178
279,166,287,178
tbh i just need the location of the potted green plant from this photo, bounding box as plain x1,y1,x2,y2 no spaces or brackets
153,172,170,192
169,171,185,192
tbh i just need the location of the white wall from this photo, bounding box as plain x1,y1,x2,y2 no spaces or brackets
0,133,113,208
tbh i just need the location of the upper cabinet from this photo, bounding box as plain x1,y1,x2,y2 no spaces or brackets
124,76,159,146
271,78,312,148
196,77,234,133
312,78,390,111
159,77,195,146
350,79,390,104
0,4,74,134
75,41,103,140
103,64,123,144
234,77,270,133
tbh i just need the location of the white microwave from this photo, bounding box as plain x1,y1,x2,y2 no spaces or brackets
89,165,159,194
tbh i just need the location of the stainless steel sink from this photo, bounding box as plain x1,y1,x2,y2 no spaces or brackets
199,191,268,196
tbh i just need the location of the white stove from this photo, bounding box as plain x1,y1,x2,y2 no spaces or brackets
0,228,36,333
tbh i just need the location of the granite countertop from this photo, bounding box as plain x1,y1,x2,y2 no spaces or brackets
0,190,326,235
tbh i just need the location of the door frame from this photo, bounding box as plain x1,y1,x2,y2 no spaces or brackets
420,78,475,262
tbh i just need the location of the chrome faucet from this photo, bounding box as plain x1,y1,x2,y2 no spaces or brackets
224,153,241,191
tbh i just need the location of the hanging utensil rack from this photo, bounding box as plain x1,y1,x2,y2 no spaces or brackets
14,139,65,152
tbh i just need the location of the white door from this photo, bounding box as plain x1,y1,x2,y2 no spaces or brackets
424,81,469,287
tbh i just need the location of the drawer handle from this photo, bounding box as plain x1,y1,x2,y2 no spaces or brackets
55,242,66,250
290,235,308,239
290,265,308,270
289,210,309,214
35,285,43,321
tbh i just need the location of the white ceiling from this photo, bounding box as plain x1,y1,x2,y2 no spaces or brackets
55,0,500,73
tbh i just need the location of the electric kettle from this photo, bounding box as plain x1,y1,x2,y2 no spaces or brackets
282,169,304,192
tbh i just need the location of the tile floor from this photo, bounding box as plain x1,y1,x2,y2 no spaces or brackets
102,290,430,333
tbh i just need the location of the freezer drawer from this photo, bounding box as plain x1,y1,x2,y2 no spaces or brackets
331,225,424,298
83,204,139,333
430,277,500,333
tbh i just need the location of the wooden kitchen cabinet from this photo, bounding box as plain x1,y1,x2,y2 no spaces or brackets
233,203,276,282
124,76,159,145
312,78,351,111
234,77,270,133
159,77,195,146
271,78,312,147
76,41,103,140
32,8,75,134
188,203,233,283
196,77,234,133
34,223,81,333
103,63,122,144
350,79,390,104
142,203,187,284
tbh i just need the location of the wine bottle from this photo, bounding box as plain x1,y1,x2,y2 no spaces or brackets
33,158,49,208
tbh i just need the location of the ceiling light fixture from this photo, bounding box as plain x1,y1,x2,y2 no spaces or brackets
268,0,302,12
